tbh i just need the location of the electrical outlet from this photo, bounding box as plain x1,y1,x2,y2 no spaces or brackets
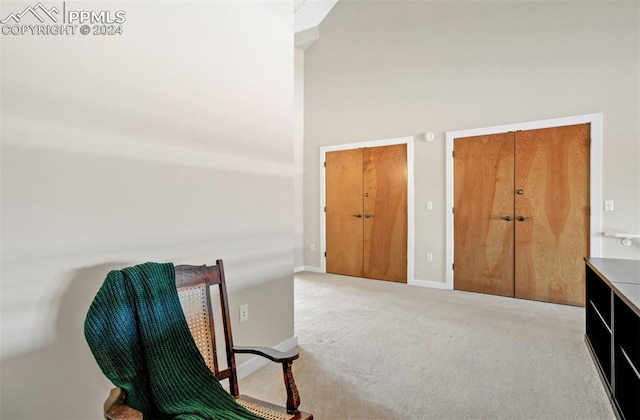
239,304,249,323
427,253,433,262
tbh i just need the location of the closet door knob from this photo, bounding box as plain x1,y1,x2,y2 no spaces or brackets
365,214,373,218
517,216,529,222
503,216,512,222
353,214,362,218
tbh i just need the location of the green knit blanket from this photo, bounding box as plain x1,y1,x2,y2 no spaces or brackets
85,262,264,420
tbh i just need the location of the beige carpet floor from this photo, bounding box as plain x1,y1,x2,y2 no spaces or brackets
239,272,615,419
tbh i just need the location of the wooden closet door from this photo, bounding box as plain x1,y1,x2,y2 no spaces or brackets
453,133,515,297
363,144,407,282
326,149,364,277
325,144,408,282
514,124,590,306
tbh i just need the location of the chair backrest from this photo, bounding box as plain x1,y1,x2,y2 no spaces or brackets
174,260,240,397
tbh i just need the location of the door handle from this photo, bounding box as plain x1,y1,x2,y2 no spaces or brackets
503,216,512,222
353,214,363,218
365,214,373,218
516,216,529,222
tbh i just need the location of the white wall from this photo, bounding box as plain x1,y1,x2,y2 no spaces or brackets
0,2,294,418
294,48,305,270
303,1,640,282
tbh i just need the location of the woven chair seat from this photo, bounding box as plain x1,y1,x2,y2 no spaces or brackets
237,397,296,420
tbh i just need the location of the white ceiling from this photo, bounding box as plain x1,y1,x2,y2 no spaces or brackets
294,0,339,33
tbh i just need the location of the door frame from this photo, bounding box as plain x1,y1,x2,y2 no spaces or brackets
320,137,415,283
445,113,603,290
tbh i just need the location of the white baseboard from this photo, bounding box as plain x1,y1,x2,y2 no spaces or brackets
409,278,453,290
294,269,450,288
296,266,322,273
236,336,299,380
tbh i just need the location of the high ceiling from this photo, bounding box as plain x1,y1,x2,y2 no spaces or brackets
294,0,339,33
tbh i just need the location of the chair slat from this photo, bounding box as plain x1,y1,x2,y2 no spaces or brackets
175,264,221,288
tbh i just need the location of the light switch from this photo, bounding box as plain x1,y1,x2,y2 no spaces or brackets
427,201,433,210
605,200,614,211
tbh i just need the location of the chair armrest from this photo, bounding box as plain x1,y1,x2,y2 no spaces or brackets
104,388,143,420
232,346,299,363
233,346,302,414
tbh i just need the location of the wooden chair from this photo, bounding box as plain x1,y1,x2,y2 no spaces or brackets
103,260,312,420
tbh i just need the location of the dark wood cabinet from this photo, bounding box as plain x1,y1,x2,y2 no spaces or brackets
585,258,640,420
